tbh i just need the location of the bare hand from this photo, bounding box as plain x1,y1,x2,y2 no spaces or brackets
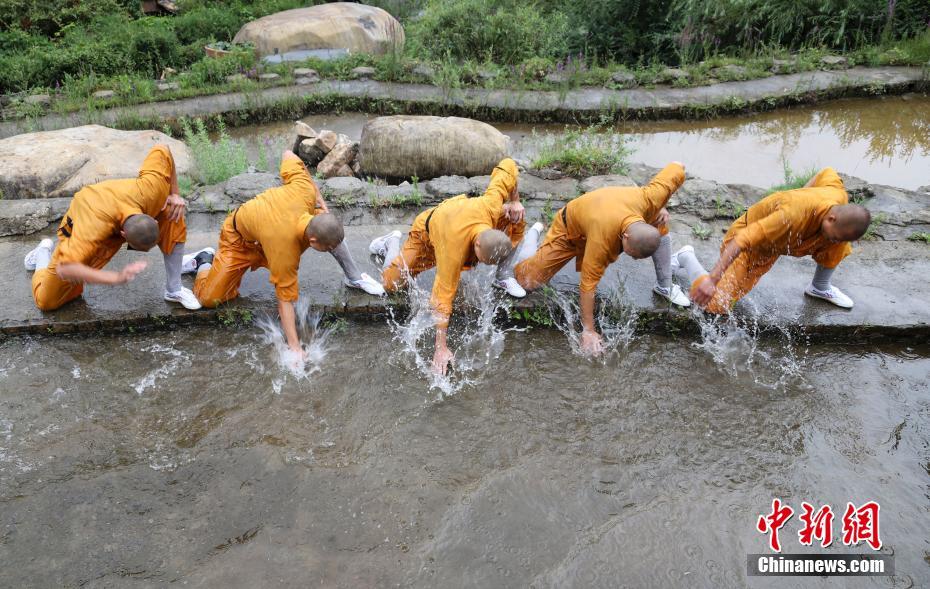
503,201,525,224
692,277,717,307
581,329,604,357
652,207,670,228
117,261,148,284
432,345,454,376
162,194,187,222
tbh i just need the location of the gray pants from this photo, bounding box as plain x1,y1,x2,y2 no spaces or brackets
495,224,543,280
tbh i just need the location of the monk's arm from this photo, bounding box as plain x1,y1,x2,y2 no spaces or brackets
277,299,301,354
57,261,147,285
707,240,741,284
580,290,597,333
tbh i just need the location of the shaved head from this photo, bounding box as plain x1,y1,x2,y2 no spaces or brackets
823,204,871,242
123,214,159,250
623,222,661,259
306,213,344,249
476,229,513,265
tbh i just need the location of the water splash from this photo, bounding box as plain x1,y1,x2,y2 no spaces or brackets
386,266,512,397
254,297,333,384
541,282,639,361
131,343,190,395
689,299,806,390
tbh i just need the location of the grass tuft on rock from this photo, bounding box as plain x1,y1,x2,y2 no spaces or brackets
181,116,248,185
532,124,632,177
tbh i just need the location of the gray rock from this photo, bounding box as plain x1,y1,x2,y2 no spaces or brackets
468,176,492,194
579,175,638,193
92,90,116,99
655,68,690,83
293,68,316,77
351,66,376,79
156,82,179,92
411,64,434,80
322,176,367,200
188,189,235,214
820,55,848,67
298,138,326,166
476,68,498,82
545,71,569,84
294,121,316,139
771,59,795,74
710,64,749,79
226,74,247,83
425,175,472,198
224,172,281,203
23,94,50,106
608,70,637,88
294,73,320,84
258,73,280,82
0,197,71,237
518,175,579,199
529,168,564,180
918,185,930,194
317,141,358,178
626,162,662,185
838,173,873,200
670,177,754,220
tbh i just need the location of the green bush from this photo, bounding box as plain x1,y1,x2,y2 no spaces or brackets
532,125,632,177
408,0,570,64
181,117,249,185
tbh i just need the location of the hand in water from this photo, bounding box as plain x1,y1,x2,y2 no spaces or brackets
283,345,307,371
692,278,717,307
432,345,454,376
581,329,604,357
117,261,148,284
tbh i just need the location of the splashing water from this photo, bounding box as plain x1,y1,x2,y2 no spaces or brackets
689,298,806,390
541,282,639,361
132,343,190,395
386,266,512,396
254,297,334,384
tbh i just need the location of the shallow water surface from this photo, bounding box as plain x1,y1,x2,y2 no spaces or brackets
0,327,927,588
229,94,930,189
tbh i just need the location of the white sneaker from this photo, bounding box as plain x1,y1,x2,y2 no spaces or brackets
493,277,526,298
805,284,854,309
24,238,54,271
164,287,202,310
530,221,545,233
369,230,401,257
654,283,691,307
345,273,385,296
181,247,215,274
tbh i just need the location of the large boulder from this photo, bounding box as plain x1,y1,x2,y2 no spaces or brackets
358,116,510,180
0,125,191,200
233,2,404,58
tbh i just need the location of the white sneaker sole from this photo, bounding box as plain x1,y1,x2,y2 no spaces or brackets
804,288,854,309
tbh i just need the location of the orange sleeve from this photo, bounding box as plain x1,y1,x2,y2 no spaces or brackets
138,145,174,186
641,162,686,212
734,208,793,252
810,167,845,190
813,241,852,269
481,158,518,207
280,155,315,195
579,229,613,293
267,242,302,302
429,241,468,327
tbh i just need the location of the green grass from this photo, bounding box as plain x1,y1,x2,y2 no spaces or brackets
532,124,632,178
907,232,930,244
691,223,712,240
766,162,819,194
181,116,248,185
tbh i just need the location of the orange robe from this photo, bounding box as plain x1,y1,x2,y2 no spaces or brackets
32,145,184,311
695,167,852,314
382,158,523,327
515,163,685,292
194,156,318,307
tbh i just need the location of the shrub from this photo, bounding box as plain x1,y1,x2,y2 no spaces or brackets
181,117,249,185
766,162,819,195
408,0,570,64
532,125,632,177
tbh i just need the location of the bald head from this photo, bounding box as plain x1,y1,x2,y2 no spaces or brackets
622,222,661,259
306,213,345,250
122,214,159,251
475,229,513,265
823,204,871,242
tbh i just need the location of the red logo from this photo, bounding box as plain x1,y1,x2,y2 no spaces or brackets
758,500,881,552
757,498,794,553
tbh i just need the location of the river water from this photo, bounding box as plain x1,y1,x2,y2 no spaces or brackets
1,326,927,587
228,94,930,190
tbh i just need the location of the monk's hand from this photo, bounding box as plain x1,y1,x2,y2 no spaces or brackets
163,193,187,222
503,201,525,224
581,329,604,357
653,207,670,227
692,277,716,307
432,344,454,376
116,261,148,284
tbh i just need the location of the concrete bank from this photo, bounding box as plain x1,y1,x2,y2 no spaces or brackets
2,164,929,340
2,66,927,139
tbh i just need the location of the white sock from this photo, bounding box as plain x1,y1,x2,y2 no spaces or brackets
35,243,52,270
495,225,541,280
677,249,708,284
381,235,402,271
163,243,184,293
